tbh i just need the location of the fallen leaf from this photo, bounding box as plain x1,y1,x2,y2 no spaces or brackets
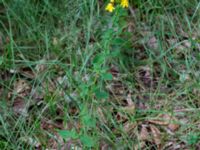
124,122,137,133
13,97,28,116
115,112,128,123
139,124,149,141
35,59,47,73
120,104,135,115
148,114,180,131
149,125,161,145
167,122,179,132
163,140,186,150
42,79,56,93
97,107,107,123
148,118,169,126
109,65,119,78
137,66,154,87
46,132,67,150
126,93,134,105
20,136,41,149
121,93,136,114
99,141,110,150
13,79,30,95
19,67,35,79
165,114,180,131
147,36,158,49
134,141,145,150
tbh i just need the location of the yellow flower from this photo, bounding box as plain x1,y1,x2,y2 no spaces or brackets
110,0,114,2
105,3,115,12
120,0,129,8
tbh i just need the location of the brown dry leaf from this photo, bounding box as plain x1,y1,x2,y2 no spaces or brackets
6,36,10,43
13,97,28,116
30,88,44,102
97,107,107,123
134,141,146,150
127,22,134,33
57,76,68,87
168,38,196,54
148,117,169,126
42,79,56,93
109,65,119,78
139,124,149,141
149,124,161,146
122,93,135,114
124,122,137,133
35,59,47,73
162,140,187,150
120,104,135,115
195,143,200,150
115,112,128,123
147,36,158,49
19,67,35,79
47,134,61,150
126,93,134,105
41,118,63,131
107,81,126,96
13,79,30,94
63,143,82,150
167,38,178,46
167,121,179,132
136,66,154,87
138,124,162,149
148,114,180,131
99,141,110,150
20,136,41,149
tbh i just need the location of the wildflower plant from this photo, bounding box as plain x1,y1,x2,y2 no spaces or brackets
105,0,129,12
88,0,130,103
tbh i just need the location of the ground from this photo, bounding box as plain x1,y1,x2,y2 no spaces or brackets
0,0,200,149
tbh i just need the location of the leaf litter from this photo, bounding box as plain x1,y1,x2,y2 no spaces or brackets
1,3,200,149
1,34,189,150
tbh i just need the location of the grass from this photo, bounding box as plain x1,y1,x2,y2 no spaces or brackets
0,0,200,149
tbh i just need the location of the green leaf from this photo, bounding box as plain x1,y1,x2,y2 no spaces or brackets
82,115,96,128
102,29,114,41
95,90,109,100
80,84,89,97
101,73,113,81
112,38,125,46
0,140,7,149
187,133,200,145
93,53,105,65
110,49,121,57
80,106,96,128
58,129,78,140
80,135,95,147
